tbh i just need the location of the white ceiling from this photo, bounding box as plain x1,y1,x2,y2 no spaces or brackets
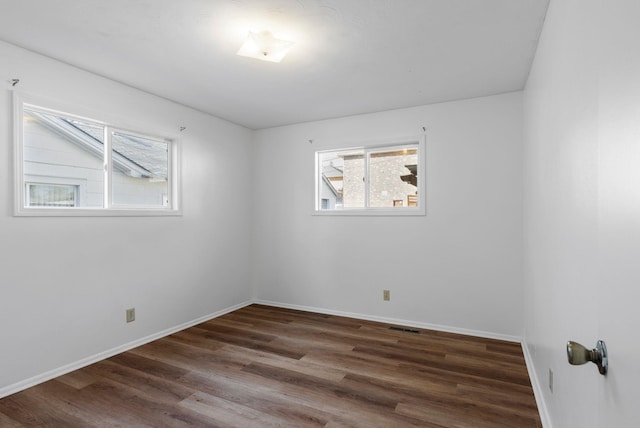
0,0,549,130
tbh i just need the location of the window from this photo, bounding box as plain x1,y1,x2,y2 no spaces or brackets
14,95,180,216
315,139,425,215
27,183,78,207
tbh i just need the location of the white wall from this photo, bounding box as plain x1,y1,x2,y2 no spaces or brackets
0,41,254,395
523,0,640,427
252,92,524,338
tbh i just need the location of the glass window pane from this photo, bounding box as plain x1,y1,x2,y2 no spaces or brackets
22,107,105,207
111,131,169,208
319,149,364,209
368,147,418,208
27,183,77,207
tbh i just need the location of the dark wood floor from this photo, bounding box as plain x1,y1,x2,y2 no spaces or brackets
0,304,541,427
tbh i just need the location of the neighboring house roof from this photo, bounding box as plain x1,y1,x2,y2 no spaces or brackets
28,109,167,180
401,164,418,187
321,156,345,196
112,132,167,179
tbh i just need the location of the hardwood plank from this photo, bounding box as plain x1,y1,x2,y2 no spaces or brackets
0,396,50,427
83,359,195,404
130,338,248,374
242,361,398,410
54,370,98,390
180,390,322,428
213,316,357,353
178,370,333,426
301,350,459,394
0,411,23,428
455,383,540,419
0,385,93,428
75,379,210,427
165,328,228,351
193,323,307,360
20,380,157,428
396,361,535,397
212,343,348,383
108,352,189,381
396,401,539,428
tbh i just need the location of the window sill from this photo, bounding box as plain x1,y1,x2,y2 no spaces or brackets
312,208,426,217
14,207,182,217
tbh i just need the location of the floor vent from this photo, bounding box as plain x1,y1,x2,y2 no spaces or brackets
389,326,420,334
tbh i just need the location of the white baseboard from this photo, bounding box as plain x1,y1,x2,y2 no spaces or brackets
0,300,253,399
521,339,552,428
254,299,522,343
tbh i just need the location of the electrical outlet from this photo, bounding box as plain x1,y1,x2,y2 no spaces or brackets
126,308,135,323
383,290,390,301
548,368,553,393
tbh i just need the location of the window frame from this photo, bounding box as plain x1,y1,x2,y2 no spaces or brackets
14,93,181,217
314,137,426,216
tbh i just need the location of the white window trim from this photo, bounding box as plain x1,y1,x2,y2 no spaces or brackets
313,136,426,216
13,93,182,217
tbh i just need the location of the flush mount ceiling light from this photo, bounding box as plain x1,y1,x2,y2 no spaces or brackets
237,31,294,63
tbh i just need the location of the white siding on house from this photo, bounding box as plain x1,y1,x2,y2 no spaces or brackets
111,173,167,207
319,180,338,209
23,118,105,207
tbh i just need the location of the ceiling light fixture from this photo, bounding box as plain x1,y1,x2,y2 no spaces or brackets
237,31,294,63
